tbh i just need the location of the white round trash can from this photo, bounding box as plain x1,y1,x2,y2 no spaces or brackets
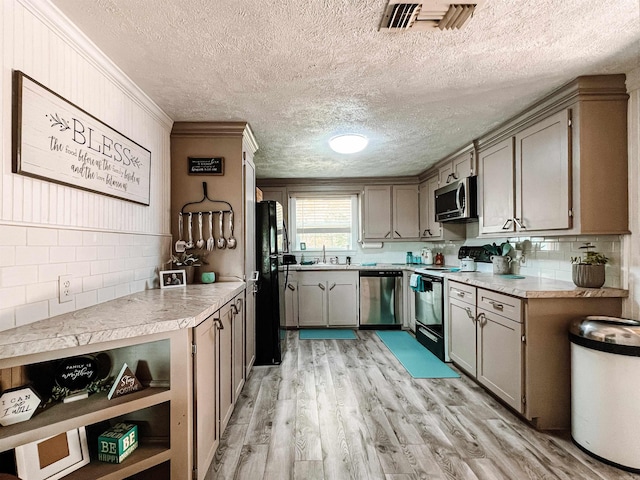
570,316,640,472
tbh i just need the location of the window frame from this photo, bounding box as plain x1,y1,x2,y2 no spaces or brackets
289,193,359,252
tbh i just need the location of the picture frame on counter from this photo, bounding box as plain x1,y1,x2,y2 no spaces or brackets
160,270,187,289
15,427,90,480
12,71,151,205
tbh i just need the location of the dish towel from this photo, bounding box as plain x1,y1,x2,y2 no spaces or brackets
410,273,420,288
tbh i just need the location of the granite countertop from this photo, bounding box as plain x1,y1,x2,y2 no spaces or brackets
443,272,628,299
0,282,245,362
286,264,628,299
284,263,420,271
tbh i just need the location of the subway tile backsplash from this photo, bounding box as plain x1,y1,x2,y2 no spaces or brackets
0,225,171,332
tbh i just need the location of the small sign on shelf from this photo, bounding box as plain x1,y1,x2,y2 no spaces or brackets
0,385,41,426
107,363,144,400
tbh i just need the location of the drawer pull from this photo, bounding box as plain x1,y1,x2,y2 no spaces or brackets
455,290,465,297
488,300,504,311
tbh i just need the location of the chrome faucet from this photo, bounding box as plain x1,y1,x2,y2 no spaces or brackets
322,245,326,264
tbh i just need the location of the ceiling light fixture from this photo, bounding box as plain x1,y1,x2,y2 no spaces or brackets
329,134,369,154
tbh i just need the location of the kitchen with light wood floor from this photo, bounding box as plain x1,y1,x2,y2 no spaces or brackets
206,330,638,480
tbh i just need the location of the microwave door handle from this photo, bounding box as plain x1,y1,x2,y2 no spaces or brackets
456,182,464,212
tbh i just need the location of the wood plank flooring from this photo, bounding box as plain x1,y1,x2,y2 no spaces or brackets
206,330,639,480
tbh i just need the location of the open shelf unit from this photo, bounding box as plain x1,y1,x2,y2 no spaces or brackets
0,329,192,479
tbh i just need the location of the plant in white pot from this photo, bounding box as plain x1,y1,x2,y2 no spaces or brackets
571,243,608,288
483,242,513,274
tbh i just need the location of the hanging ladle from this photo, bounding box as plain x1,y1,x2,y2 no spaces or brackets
217,211,227,249
207,211,215,251
227,210,237,249
175,212,186,252
185,212,195,249
196,212,206,249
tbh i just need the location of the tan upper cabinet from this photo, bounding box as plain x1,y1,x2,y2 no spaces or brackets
516,110,571,231
479,111,571,235
392,185,420,239
362,184,419,241
362,185,392,240
438,149,475,186
477,75,629,237
478,138,515,234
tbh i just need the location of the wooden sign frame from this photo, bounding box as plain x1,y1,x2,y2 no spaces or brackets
12,71,151,205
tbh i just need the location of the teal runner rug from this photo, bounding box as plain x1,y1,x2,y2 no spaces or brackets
299,329,357,340
376,331,459,379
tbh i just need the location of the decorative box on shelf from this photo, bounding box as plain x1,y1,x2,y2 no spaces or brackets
98,422,138,464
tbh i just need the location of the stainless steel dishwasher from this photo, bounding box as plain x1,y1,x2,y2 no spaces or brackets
359,270,403,329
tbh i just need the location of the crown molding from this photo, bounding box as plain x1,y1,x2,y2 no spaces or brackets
18,0,173,130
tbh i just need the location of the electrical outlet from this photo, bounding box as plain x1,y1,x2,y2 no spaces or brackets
59,275,74,303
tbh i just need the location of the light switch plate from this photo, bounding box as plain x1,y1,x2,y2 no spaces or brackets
59,274,74,303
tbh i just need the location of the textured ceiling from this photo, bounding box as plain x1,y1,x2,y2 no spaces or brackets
51,0,640,179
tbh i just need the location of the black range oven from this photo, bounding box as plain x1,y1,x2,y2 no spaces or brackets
414,273,445,361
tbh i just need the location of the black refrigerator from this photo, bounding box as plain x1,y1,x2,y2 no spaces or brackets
255,200,286,365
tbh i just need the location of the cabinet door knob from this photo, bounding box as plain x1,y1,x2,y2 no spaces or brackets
464,307,474,320
231,304,238,315
329,283,336,291
214,318,224,330
476,312,486,326
318,283,326,290
385,231,392,238
287,283,296,291
501,218,513,230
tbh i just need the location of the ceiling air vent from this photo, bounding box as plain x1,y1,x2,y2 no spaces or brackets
380,1,485,31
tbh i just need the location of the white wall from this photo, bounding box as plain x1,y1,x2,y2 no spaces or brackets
0,0,173,331
623,66,640,319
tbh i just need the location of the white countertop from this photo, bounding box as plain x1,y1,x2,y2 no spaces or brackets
287,264,628,299
0,282,245,362
443,272,627,299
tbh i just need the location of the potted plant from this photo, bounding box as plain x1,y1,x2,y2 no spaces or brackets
483,242,513,274
571,243,608,288
170,252,207,284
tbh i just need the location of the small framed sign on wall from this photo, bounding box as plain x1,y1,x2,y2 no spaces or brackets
12,71,152,205
188,157,224,175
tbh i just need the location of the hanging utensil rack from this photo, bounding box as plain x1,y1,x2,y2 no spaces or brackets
179,182,233,214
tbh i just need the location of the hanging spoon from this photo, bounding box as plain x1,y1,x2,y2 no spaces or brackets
196,212,206,249
186,212,194,249
175,213,187,252
207,211,215,251
227,210,237,249
217,211,227,249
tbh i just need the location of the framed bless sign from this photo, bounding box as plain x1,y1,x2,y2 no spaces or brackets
12,71,151,205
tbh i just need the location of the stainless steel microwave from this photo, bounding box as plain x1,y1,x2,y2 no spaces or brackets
434,176,477,222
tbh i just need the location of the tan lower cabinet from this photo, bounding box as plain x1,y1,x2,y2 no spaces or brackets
232,295,245,401
476,289,523,412
447,279,624,430
449,283,525,416
193,292,245,480
297,271,358,327
193,317,219,480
